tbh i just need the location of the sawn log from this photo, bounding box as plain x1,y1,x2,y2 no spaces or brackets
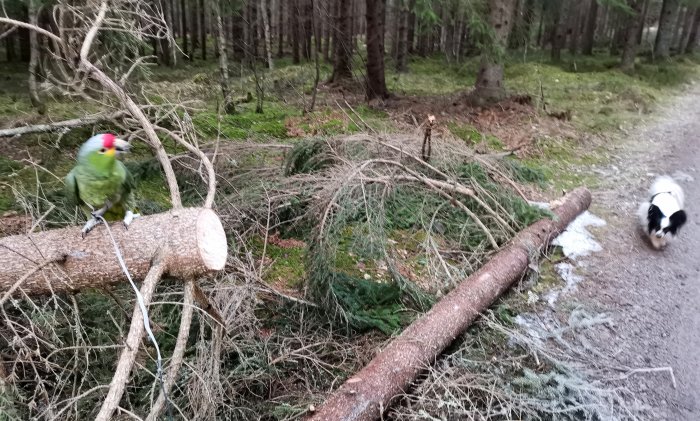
0,207,227,295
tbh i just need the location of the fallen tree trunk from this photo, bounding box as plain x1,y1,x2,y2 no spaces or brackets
0,208,227,296
309,187,592,421
0,111,128,138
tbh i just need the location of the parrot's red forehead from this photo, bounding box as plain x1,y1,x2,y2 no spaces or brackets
102,133,116,149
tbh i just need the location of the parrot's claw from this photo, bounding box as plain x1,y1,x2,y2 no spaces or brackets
122,210,140,230
81,218,99,239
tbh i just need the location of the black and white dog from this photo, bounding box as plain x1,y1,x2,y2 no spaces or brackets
637,176,687,249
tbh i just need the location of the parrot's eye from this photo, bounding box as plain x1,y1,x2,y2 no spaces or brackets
99,148,106,154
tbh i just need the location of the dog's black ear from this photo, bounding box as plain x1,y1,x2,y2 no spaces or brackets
668,210,687,235
647,205,662,234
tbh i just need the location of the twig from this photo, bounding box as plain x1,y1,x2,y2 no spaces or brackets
0,17,65,45
0,259,58,306
610,366,677,389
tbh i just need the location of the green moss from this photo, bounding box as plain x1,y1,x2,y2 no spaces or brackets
193,105,293,140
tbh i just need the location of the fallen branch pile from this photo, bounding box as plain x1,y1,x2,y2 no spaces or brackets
309,187,591,421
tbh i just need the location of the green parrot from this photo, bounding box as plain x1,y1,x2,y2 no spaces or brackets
65,133,138,238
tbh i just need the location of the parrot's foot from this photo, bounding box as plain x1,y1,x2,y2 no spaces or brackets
81,218,99,239
90,201,111,219
123,210,140,229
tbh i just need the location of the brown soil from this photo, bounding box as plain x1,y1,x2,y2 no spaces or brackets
383,93,578,156
564,84,700,420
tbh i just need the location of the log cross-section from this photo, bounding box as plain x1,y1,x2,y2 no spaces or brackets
309,187,592,421
0,208,227,295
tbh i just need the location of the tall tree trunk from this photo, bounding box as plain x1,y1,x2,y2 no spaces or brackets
212,0,235,114
303,0,314,60
181,0,189,58
321,0,331,61
567,0,582,54
671,5,686,50
636,0,650,44
685,7,700,53
200,0,207,60
551,0,571,61
582,0,599,55
232,7,245,58
27,0,46,114
395,1,409,72
331,0,353,82
678,6,695,51
192,0,200,54
365,0,389,100
655,0,678,59
291,0,301,63
277,0,285,57
471,0,516,104
260,0,274,69
18,4,30,62
620,0,644,71
407,0,416,53
5,34,17,62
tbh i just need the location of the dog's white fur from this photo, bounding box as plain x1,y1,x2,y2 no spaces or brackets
637,176,685,249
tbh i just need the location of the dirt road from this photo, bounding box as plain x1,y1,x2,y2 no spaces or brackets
570,83,700,420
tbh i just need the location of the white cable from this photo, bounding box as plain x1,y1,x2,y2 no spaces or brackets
96,216,172,416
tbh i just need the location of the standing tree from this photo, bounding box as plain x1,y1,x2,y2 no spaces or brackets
365,0,389,99
212,0,236,113
470,0,517,104
330,0,353,82
620,0,645,72
582,0,600,55
655,0,680,59
684,7,700,52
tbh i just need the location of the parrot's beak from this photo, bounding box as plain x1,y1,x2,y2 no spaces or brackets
114,138,130,154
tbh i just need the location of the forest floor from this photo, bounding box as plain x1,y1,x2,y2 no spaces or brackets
2,53,700,418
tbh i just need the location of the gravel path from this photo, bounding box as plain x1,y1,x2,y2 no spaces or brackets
570,83,700,420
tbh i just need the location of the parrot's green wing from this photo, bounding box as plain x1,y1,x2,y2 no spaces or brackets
118,161,136,210
64,168,84,208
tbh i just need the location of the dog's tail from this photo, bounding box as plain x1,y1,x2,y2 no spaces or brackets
637,201,651,231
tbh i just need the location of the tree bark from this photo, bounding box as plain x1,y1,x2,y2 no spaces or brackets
620,0,644,72
672,5,686,50
685,8,700,53
0,208,226,296
582,0,599,55
309,188,592,421
181,0,189,58
330,0,353,82
655,0,679,59
471,0,517,104
678,6,696,51
636,0,650,44
27,0,46,115
551,0,571,61
260,0,274,69
200,0,207,60
291,0,301,63
365,0,389,100
395,1,409,71
212,0,235,114
277,0,285,57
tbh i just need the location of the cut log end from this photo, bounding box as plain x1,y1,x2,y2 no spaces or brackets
196,208,227,271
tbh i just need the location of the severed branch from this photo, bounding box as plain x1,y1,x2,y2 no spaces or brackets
146,280,195,421
0,111,128,138
95,253,166,421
